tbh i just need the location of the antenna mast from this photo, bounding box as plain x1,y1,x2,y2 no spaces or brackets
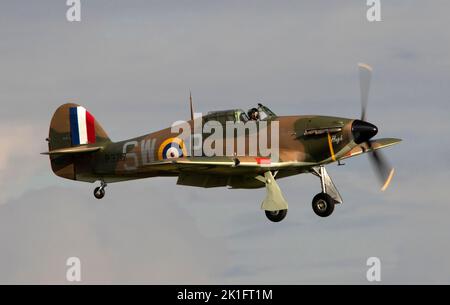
189,91,194,156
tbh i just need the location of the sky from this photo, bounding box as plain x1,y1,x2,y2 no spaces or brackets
0,0,449,284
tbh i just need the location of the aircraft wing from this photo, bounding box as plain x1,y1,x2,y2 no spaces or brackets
339,138,402,161
173,157,313,170
142,157,314,188
144,156,314,174
145,138,400,179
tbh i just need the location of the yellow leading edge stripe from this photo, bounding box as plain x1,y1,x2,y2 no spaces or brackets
326,130,394,191
327,132,336,161
381,168,395,192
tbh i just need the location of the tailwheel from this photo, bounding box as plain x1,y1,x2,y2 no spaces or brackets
312,193,335,217
93,180,107,199
94,187,105,199
265,209,287,222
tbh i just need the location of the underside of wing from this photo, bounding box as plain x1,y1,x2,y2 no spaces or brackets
172,156,313,173
141,156,314,188
339,138,402,161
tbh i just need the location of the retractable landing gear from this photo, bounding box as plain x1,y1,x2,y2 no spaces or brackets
265,209,288,222
94,180,107,199
255,171,289,223
312,193,335,217
311,166,343,217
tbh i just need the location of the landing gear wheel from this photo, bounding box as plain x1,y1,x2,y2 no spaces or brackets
94,187,105,199
265,209,288,222
312,193,335,217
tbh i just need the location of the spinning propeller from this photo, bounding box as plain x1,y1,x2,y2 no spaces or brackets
351,63,395,191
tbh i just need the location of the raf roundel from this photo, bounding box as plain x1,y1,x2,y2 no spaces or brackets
157,137,187,160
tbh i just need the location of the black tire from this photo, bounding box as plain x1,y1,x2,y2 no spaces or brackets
94,187,105,199
312,193,335,217
265,209,288,222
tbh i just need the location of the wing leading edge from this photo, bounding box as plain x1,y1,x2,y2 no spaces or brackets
339,138,402,161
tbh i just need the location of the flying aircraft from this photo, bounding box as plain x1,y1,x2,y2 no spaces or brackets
42,63,401,222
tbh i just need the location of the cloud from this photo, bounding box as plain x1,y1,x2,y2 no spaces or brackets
0,124,34,171
0,0,450,284
0,122,48,204
0,185,228,284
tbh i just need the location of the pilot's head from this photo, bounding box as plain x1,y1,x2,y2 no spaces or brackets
248,108,259,121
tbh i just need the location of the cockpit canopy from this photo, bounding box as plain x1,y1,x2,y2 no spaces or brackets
204,103,276,124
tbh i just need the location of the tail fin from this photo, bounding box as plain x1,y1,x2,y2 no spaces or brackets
48,103,110,150
47,103,110,180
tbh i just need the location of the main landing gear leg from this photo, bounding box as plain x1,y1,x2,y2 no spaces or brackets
311,166,343,217
94,180,107,199
255,171,289,222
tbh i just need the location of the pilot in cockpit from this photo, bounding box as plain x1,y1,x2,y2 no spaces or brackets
247,107,260,121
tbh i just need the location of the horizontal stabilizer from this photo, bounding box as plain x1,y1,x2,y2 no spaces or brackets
41,145,101,155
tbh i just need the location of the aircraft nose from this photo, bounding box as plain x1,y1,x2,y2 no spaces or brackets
352,120,378,144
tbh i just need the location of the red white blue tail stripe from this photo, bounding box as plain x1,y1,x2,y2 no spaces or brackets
69,106,96,145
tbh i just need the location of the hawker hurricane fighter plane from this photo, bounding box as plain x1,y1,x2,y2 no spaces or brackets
43,64,401,222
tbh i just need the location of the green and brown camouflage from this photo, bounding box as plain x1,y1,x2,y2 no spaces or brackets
42,64,401,222
44,103,400,189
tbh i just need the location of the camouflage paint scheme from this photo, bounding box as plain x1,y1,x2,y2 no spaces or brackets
44,103,401,189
